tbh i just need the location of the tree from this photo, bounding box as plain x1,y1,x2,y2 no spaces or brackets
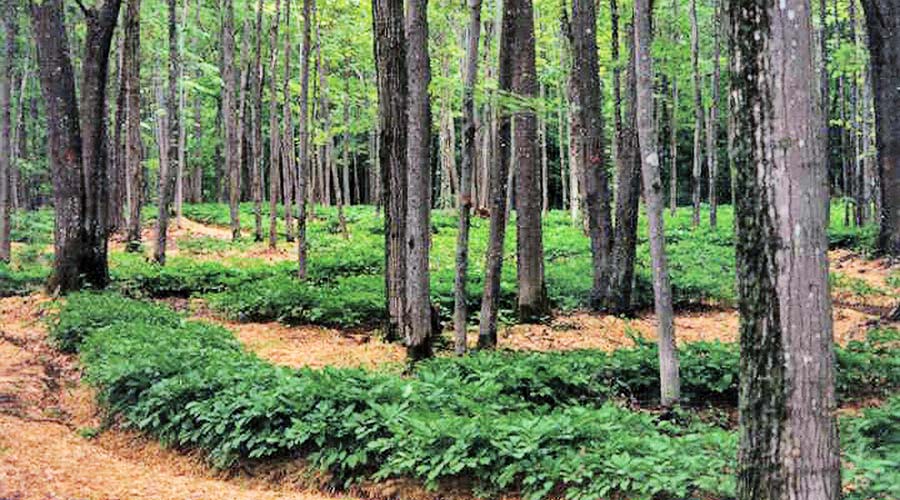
453,0,483,354
250,0,265,242
297,0,313,278
861,0,900,256
281,0,295,244
690,0,703,227
154,0,181,263
512,0,547,322
707,0,721,228
32,0,121,292
730,0,841,496
565,0,613,312
477,0,517,348
222,0,240,241
267,0,282,249
0,0,16,263
373,0,408,341
404,0,433,360
633,0,680,406
123,0,142,253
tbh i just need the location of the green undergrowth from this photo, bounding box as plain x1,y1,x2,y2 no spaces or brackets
50,292,898,499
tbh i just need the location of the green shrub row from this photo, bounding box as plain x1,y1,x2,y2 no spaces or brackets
58,292,739,500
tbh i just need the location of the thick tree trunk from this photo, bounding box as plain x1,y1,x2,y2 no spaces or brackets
453,0,482,355
606,18,642,316
477,0,517,348
513,0,547,322
267,0,282,249
0,0,16,263
690,0,703,227
124,0,142,253
861,0,900,256
730,0,841,497
404,0,433,361
634,0,680,407
373,0,408,341
566,0,613,312
296,0,313,278
223,0,241,241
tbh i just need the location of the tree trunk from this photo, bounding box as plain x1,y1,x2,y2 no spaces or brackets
708,1,721,228
0,0,16,263
453,0,482,355
690,0,703,227
730,0,841,497
281,0,295,243
634,0,680,407
566,0,613,312
477,0,517,348
175,0,188,226
540,84,549,214
109,33,125,234
250,0,264,241
155,0,180,263
373,0,408,341
296,0,313,277
223,0,240,241
32,0,120,292
267,0,282,249
861,0,900,256
124,0,142,253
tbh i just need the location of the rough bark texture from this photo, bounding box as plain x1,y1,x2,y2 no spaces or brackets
32,0,120,292
566,0,613,312
223,0,241,241
296,0,313,278
404,0,433,361
690,0,703,227
267,0,282,249
454,0,482,355
512,0,547,322
730,0,841,497
606,20,642,315
634,0,680,406
477,0,516,348
861,0,900,256
124,0,142,253
0,0,16,263
373,0,408,341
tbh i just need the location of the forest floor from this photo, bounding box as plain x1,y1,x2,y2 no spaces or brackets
1,218,897,499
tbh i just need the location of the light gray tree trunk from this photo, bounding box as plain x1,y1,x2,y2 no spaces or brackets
690,0,703,227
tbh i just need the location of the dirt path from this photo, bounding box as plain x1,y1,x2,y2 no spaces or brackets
0,296,355,500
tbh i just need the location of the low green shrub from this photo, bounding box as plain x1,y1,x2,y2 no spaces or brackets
0,260,50,297
842,396,900,499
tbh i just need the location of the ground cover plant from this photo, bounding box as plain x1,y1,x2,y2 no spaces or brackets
50,292,899,500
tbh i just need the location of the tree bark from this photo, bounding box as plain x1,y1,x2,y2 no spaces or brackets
267,0,282,249
0,0,16,263
296,0,313,278
477,0,517,348
373,0,408,341
708,1,721,228
281,0,295,243
154,0,179,263
861,0,900,256
222,0,241,240
690,0,703,227
124,0,142,253
730,0,841,497
565,0,613,312
634,0,680,406
453,0,482,355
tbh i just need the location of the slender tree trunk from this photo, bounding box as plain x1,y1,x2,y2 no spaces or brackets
281,0,295,243
690,0,703,227
124,0,142,252
861,0,899,255
634,0,680,407
155,0,180,263
0,0,16,263
250,0,264,241
566,0,613,312
540,84,549,213
477,0,517,348
730,0,841,497
222,0,241,241
296,0,313,277
708,2,721,228
109,33,125,234
267,0,282,249
669,0,680,216
175,0,188,226
558,91,568,210
373,0,408,341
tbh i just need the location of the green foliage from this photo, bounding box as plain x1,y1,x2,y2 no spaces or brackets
842,396,900,500
9,209,54,245
0,259,50,297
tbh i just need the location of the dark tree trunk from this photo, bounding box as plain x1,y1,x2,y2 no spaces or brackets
477,0,516,348
861,0,900,256
223,0,240,241
606,19,642,316
155,0,180,264
730,0,841,497
250,0,265,241
0,0,16,263
281,0,295,244
124,0,142,253
32,0,120,292
109,33,125,234
373,0,408,341
453,0,482,355
634,0,680,406
512,0,547,322
566,0,613,312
